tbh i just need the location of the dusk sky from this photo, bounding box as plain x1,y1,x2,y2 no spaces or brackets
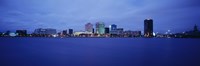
0,0,200,33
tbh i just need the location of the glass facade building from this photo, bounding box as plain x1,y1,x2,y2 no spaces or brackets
96,22,105,34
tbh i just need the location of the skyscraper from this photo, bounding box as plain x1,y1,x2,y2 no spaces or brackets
144,19,153,37
110,24,118,34
85,23,93,33
110,24,117,31
69,29,73,35
105,27,110,34
96,22,105,34
92,28,95,33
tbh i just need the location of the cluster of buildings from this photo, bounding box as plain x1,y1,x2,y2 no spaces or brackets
0,19,155,38
73,22,142,37
72,19,154,38
1,18,199,38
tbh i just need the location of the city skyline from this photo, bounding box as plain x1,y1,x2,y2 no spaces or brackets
0,21,140,33
1,19,199,38
0,0,200,33
0,19,199,34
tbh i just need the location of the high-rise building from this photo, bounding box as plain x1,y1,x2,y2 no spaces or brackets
69,29,73,35
144,19,153,37
92,28,95,33
96,22,105,34
62,30,68,35
16,30,27,36
105,27,110,34
85,23,93,33
110,24,117,31
110,24,117,34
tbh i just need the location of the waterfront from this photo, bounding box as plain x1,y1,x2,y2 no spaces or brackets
0,38,200,66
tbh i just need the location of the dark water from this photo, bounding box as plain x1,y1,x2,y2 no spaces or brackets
0,37,200,66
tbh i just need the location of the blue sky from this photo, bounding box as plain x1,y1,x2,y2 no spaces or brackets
0,0,200,33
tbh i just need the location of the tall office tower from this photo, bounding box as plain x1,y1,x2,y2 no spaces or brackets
85,23,93,33
110,24,117,31
69,29,73,35
92,28,95,33
110,24,117,34
96,22,105,34
144,19,153,37
105,27,110,34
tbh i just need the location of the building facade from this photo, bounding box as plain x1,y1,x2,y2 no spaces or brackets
110,24,117,31
144,19,153,37
85,23,93,33
62,30,68,35
96,22,105,34
110,24,117,34
105,27,110,34
69,29,73,35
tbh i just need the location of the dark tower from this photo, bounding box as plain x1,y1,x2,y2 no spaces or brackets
69,29,73,35
92,28,95,33
144,19,153,37
111,24,117,31
105,27,110,34
62,30,68,35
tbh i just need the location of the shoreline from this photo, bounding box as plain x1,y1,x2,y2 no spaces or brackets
0,37,200,39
